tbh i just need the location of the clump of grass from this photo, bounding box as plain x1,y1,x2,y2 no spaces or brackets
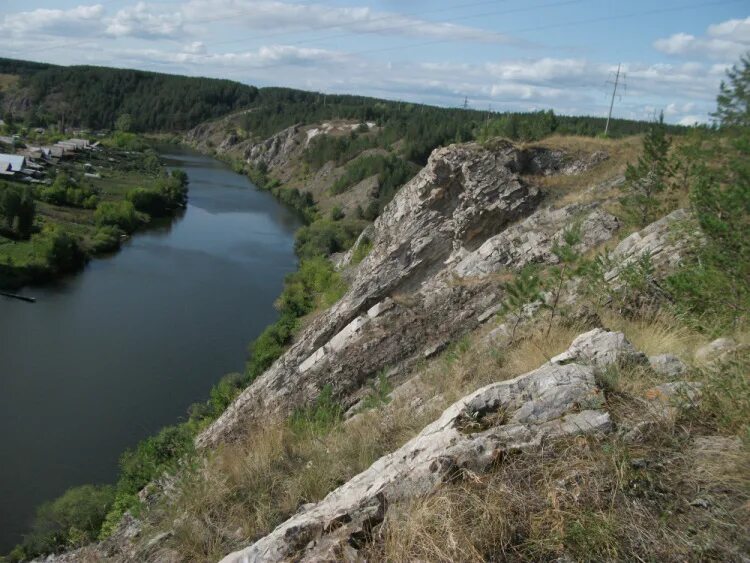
357,370,393,411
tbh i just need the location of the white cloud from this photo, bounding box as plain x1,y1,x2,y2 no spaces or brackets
654,16,750,60
118,44,346,69
184,42,207,55
707,16,750,43
106,2,184,39
181,0,514,44
0,4,104,37
678,114,708,126
665,101,696,116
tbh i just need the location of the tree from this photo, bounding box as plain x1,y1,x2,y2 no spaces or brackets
499,267,544,343
712,53,750,128
115,113,132,133
0,183,36,238
666,52,750,327
621,112,673,226
16,188,35,237
15,484,115,558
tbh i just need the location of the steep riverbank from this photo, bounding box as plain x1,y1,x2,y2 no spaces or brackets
33,126,748,562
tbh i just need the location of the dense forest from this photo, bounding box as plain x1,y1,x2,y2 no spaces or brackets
1,58,688,141
0,58,258,131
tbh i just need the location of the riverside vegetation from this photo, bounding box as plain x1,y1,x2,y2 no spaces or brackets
2,54,749,561
0,138,188,289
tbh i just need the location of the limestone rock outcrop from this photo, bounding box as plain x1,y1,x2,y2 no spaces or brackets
196,142,621,449
219,330,635,563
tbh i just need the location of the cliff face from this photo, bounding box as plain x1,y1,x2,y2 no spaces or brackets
196,141,619,449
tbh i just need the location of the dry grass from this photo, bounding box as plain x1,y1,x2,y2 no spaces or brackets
365,313,750,562
369,427,749,562
526,135,642,204
151,321,585,560
147,301,749,562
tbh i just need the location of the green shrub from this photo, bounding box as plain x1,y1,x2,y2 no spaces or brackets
0,182,35,238
13,484,115,558
246,257,347,382
330,205,344,220
107,131,148,151
665,56,750,329
31,227,85,273
357,370,392,411
246,313,297,381
94,200,141,232
97,493,138,541
117,424,195,496
295,219,365,259
351,236,372,265
127,170,188,217
620,112,673,227
89,226,123,253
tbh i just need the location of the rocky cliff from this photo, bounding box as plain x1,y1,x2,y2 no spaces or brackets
196,141,622,449
40,135,748,563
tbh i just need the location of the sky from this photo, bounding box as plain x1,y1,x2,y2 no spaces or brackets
0,0,748,124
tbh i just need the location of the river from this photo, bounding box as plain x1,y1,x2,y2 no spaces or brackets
0,147,301,551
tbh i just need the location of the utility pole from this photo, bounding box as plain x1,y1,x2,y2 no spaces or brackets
604,63,621,137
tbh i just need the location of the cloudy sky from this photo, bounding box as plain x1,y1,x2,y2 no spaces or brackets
1,0,748,124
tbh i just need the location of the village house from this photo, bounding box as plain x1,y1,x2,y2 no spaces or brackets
0,153,26,176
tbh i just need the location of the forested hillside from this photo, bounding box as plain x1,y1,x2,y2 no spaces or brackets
0,57,688,140
0,58,258,131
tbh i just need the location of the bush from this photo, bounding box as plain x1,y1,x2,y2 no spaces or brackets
246,257,347,381
289,385,343,436
107,131,147,151
351,236,372,265
246,313,297,381
31,227,85,273
295,219,365,259
94,200,141,232
665,55,750,329
13,484,115,558
89,226,123,253
127,187,165,215
117,424,195,496
127,170,188,217
0,182,35,238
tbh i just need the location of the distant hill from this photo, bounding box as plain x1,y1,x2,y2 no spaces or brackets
0,58,259,131
0,58,688,142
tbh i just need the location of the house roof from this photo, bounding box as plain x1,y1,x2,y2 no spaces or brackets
0,153,25,171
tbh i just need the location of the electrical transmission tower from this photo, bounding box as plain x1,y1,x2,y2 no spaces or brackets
463,96,469,110
604,63,626,136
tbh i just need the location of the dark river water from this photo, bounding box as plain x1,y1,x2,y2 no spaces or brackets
0,147,300,551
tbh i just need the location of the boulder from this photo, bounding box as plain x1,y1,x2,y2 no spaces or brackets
549,328,647,367
648,354,688,378
694,337,738,365
644,381,703,419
